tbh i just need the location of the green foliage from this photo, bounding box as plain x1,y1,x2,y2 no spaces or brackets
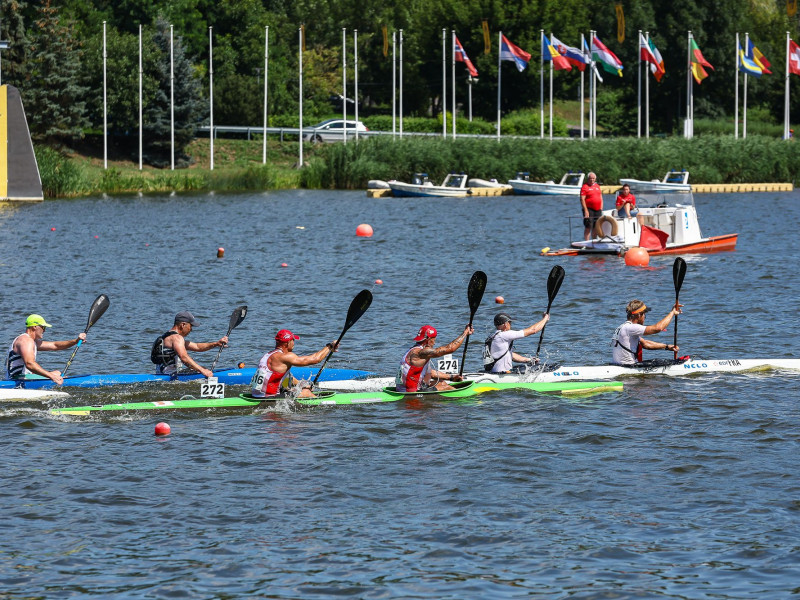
35,146,89,198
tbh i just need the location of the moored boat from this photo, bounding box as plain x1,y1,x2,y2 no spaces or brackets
620,170,691,193
388,172,471,198
508,171,585,196
49,379,623,415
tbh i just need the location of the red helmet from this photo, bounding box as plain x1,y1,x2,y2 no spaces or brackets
413,325,437,342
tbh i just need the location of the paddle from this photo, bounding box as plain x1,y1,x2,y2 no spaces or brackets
311,289,373,386
209,305,248,373
672,257,687,359
535,265,566,359
458,270,488,376
61,294,111,378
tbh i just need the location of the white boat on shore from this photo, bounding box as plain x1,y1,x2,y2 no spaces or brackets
620,170,691,193
508,172,585,196
388,172,470,197
321,359,800,391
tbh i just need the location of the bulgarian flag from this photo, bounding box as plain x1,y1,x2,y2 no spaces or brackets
592,35,624,76
690,38,714,84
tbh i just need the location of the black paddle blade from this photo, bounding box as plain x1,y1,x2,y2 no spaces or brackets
467,271,488,316
546,266,566,306
673,258,687,294
229,305,248,333
344,289,373,332
86,294,110,330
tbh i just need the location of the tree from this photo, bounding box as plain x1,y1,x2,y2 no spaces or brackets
0,0,31,87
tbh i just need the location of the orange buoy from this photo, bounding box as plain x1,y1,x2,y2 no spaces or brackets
217,247,224,258
495,296,505,304
356,223,374,237
280,262,288,267
624,247,650,267
375,279,383,285
154,422,171,436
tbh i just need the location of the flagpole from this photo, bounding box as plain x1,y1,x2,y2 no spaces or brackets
354,29,359,141
392,31,396,137
399,29,404,138
637,30,641,138
591,31,596,138
209,26,214,170
786,31,791,140
589,31,594,138
580,34,585,140
298,26,303,168
735,32,739,138
452,30,456,138
549,32,554,140
645,32,650,139
262,26,268,164
743,32,749,139
686,31,692,139
342,28,347,144
138,24,142,170
540,29,545,139
442,29,446,138
497,31,502,140
103,21,107,170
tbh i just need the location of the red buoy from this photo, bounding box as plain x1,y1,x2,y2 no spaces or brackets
375,279,383,285
624,247,650,267
280,262,288,267
356,224,374,237
217,247,224,258
154,422,171,436
495,296,505,304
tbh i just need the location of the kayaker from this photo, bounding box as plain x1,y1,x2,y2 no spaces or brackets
580,171,604,240
150,311,228,378
483,312,550,373
611,300,682,366
615,183,641,222
250,329,339,399
5,314,87,385
396,324,474,392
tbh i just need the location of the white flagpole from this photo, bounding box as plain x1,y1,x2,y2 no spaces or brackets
590,30,596,138
580,34,585,140
637,30,641,138
342,28,347,144
497,31,502,140
209,26,214,171
686,31,692,139
262,26,268,164
399,29,404,138
442,29,446,138
540,29,544,139
645,31,650,139
735,32,739,138
103,21,107,170
743,32,749,139
139,25,142,170
170,24,174,170
786,31,791,140
549,32,553,140
452,30,456,138
354,29,359,141
298,27,303,168
392,31,396,137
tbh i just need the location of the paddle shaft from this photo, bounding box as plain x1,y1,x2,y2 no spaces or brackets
535,266,565,358
312,290,372,386
673,258,687,360
210,306,247,373
62,294,110,377
459,271,487,376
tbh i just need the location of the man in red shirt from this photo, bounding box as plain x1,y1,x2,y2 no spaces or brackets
580,172,603,240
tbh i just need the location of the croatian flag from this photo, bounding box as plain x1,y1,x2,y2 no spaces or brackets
500,34,531,72
455,36,478,77
790,39,800,76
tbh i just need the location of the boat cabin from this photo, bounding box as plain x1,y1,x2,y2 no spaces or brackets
411,173,431,186
442,173,468,188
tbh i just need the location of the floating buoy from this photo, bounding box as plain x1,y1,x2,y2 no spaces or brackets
541,247,551,254
624,247,650,267
51,227,56,231
154,422,171,436
296,226,305,230
495,296,505,304
238,362,245,368
356,223,374,237
217,247,224,258
280,262,288,267
375,279,383,285
145,243,150,247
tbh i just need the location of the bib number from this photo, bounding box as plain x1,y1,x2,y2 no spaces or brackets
437,354,459,374
200,377,225,398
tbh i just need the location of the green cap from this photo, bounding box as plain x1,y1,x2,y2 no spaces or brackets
26,314,53,328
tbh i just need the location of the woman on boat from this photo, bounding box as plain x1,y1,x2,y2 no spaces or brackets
615,184,643,225
396,324,473,392
580,172,603,240
611,300,682,366
5,314,87,385
150,311,228,379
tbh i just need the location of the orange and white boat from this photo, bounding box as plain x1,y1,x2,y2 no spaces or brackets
542,192,737,257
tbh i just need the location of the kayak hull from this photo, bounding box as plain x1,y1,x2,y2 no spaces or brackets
50,380,623,415
0,388,70,402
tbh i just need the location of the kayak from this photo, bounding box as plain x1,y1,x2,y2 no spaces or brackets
0,366,372,389
49,379,623,415
0,388,70,402
321,358,800,391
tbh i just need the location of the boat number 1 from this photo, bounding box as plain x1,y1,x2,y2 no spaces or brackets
200,377,225,398
437,354,459,374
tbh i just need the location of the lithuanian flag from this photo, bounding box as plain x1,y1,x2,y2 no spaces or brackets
690,39,714,84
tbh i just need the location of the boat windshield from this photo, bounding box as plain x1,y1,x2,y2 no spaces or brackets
635,190,696,208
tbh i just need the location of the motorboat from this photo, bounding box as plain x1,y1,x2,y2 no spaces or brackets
541,191,737,256
387,172,470,197
508,171,585,196
619,170,691,193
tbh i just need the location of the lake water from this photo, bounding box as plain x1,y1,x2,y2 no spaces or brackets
1,190,800,598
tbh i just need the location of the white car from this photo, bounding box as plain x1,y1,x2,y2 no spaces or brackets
303,119,368,143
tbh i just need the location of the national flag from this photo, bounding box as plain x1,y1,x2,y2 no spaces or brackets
648,37,665,82
454,36,478,77
499,34,531,72
584,37,603,83
639,33,665,81
690,38,714,84
790,39,800,76
542,33,572,70
591,35,624,76
551,35,589,71
737,41,763,77
746,38,772,74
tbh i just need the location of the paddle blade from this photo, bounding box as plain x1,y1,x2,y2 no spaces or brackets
546,265,565,309
343,289,373,333
467,271,488,317
86,294,110,330
673,258,687,295
228,305,248,333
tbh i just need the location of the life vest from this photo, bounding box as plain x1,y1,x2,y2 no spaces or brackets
150,331,178,367
6,334,32,379
250,349,292,397
396,345,431,392
482,331,514,373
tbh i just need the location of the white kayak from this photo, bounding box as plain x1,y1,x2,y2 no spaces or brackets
0,388,70,402
322,358,800,391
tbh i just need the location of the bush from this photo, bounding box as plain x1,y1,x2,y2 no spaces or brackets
36,146,89,198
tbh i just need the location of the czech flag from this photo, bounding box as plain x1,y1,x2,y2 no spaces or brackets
455,36,478,77
500,34,531,72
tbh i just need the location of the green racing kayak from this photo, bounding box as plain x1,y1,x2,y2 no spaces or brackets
50,379,623,415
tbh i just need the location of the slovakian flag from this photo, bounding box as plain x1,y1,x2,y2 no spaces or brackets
790,39,800,76
738,41,763,77
455,35,478,77
639,33,665,82
746,38,772,75
550,35,589,71
500,34,531,72
690,38,714,84
591,35,624,76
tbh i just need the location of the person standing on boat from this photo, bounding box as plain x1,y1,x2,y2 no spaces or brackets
5,314,87,385
396,324,473,392
580,172,604,240
611,300,682,366
150,311,228,378
483,312,550,373
250,329,338,399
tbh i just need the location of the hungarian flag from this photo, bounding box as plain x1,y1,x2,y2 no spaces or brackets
690,38,714,84
790,39,800,76
639,33,665,82
591,35,624,76
542,33,572,70
454,36,478,77
500,34,531,72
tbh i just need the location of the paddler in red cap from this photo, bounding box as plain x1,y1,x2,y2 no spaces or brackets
251,329,338,399
611,300,682,366
396,324,474,392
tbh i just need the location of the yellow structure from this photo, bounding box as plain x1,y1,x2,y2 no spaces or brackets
0,85,43,202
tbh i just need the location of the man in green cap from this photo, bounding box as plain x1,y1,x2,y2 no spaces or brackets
5,314,87,385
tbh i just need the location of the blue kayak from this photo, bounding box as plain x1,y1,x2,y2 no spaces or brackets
0,367,372,389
